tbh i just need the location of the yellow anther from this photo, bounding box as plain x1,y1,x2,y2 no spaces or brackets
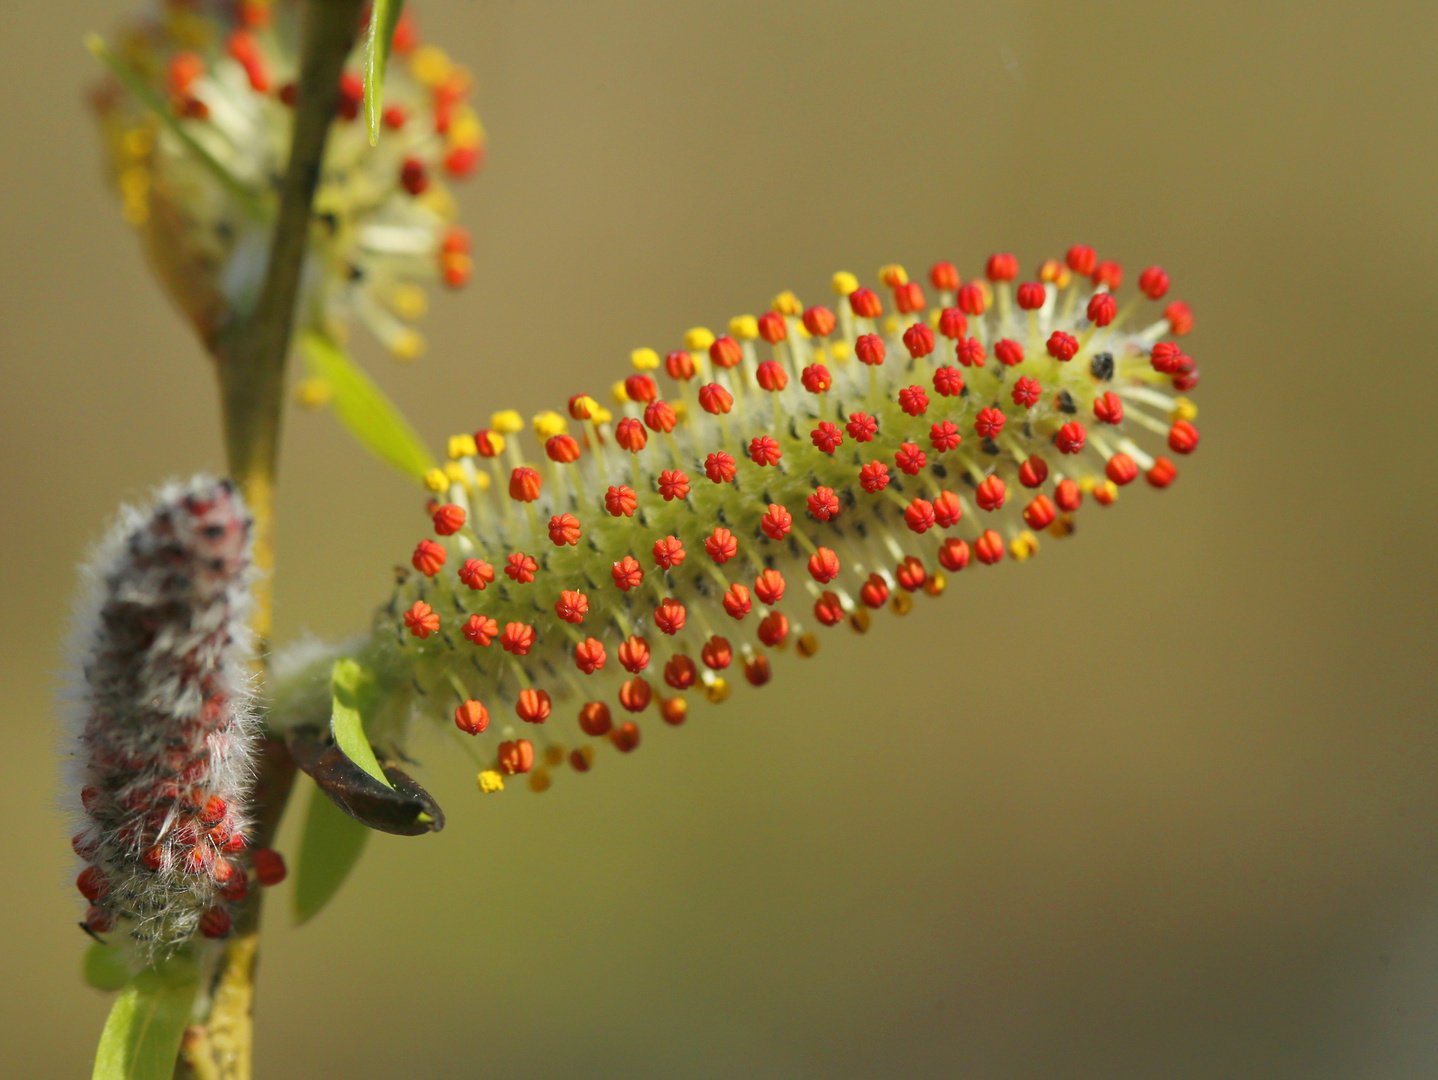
881,315,899,336
591,405,614,424
1047,514,1076,539
796,633,819,658
1170,397,1198,423
630,347,660,371
1010,530,1040,561
444,462,470,489
477,770,505,794
794,322,812,339
448,434,478,460
1078,475,1098,494
878,263,908,287
771,291,802,316
121,127,153,159
848,609,871,634
390,328,425,362
119,165,149,198
704,677,731,704
924,571,947,597
976,280,994,307
830,340,852,362
1038,259,1072,288
543,744,565,767
532,410,568,439
490,410,524,434
423,468,450,493
528,767,552,793
294,379,331,409
410,45,453,88
830,272,858,297
418,186,457,220
729,315,759,340
391,284,428,321
447,110,485,150
927,308,942,329
671,400,688,421
574,394,600,417
683,327,715,351
479,431,506,455
890,593,914,616
472,469,492,491
610,380,630,404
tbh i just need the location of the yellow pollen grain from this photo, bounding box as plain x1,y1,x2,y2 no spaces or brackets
294,379,331,409
1010,531,1040,561
574,395,600,417
830,272,858,296
830,341,852,361
591,405,614,424
1170,397,1198,422
1048,514,1076,539
477,769,505,794
771,291,802,316
671,400,688,421
472,469,492,491
630,347,660,371
610,380,630,404
419,187,457,220
532,411,568,438
528,767,552,793
683,327,715,351
881,315,899,336
448,111,484,149
729,315,759,340
491,410,523,434
390,329,425,362
448,434,478,460
924,572,947,597
423,468,450,493
848,609,871,634
410,45,453,88
444,462,470,489
878,263,908,286
704,678,730,704
1078,476,1098,494
891,593,914,616
391,284,428,321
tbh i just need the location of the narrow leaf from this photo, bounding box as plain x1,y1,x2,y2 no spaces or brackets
293,778,372,924
92,956,199,1080
364,0,406,146
300,331,435,482
330,658,393,789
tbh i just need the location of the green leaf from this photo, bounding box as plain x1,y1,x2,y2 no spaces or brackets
293,777,372,925
84,943,131,993
329,658,393,789
299,331,435,482
92,955,199,1080
364,0,406,146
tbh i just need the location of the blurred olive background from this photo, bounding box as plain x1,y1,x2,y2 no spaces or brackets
3,1,1436,1077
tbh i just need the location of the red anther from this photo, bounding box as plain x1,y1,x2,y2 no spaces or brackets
1169,420,1200,454
1046,330,1079,361
251,848,286,887
933,491,963,528
938,308,969,340
84,907,114,934
930,420,962,452
548,513,581,547
167,51,205,97
665,350,696,381
986,253,1018,281
500,622,537,655
754,568,786,605
930,261,960,291
1019,456,1049,488
1093,482,1118,506
749,435,782,466
1172,369,1200,392
617,635,650,674
1094,391,1124,425
802,306,837,337
755,361,788,393
442,227,472,256
199,907,232,939
938,537,971,572
974,406,1006,439
895,442,927,475
709,335,743,370
612,555,644,591
859,573,889,609
509,467,542,503
641,401,676,436
80,787,100,813
859,461,891,493
744,655,773,687
801,363,833,393
1150,342,1184,374
1092,260,1123,290
705,527,738,564
1066,245,1097,276
654,598,687,635
404,600,440,638
546,434,582,464
142,844,168,872
904,498,936,534
77,866,108,902
412,539,446,577
807,487,840,522
1139,265,1170,300
652,535,686,570
1016,282,1046,310
1087,293,1117,327
899,385,930,416
579,701,614,737
604,485,638,517
761,503,794,540
1023,494,1057,530
808,547,841,583
223,832,247,854
1164,301,1194,336
445,145,483,177
974,530,1005,565
474,429,504,457
1106,453,1139,486
701,636,733,670
994,339,1025,367
201,796,228,825
497,739,535,774
956,337,986,368
574,638,607,674
894,281,926,314
704,451,738,484
400,157,429,196
459,558,495,590
227,30,270,92
431,504,466,536
382,104,409,129
505,552,539,583
657,470,691,502
757,311,788,344
336,69,365,116
1039,259,1070,286
455,699,490,734
811,422,844,454
698,383,734,415
664,655,697,690
839,417,874,445
555,590,589,624
517,688,553,724
220,866,249,902
896,555,926,592
855,334,886,367
758,610,790,646
1055,478,1082,512
814,592,845,626
903,322,936,358
1055,421,1087,454
1146,457,1178,488
722,583,752,620
611,722,641,753
615,417,648,453
462,614,499,647
622,374,657,405
976,474,1007,511
849,287,883,318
